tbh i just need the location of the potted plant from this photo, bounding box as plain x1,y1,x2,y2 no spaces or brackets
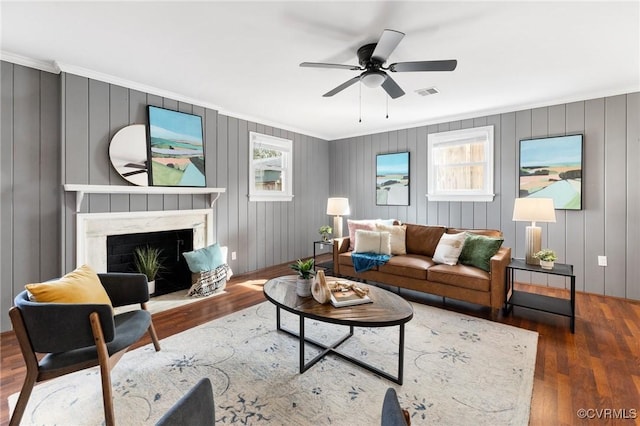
134,246,164,295
319,225,333,242
534,248,557,270
290,258,315,297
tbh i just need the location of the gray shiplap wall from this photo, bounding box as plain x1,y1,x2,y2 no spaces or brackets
0,65,329,332
1,63,61,331
60,72,330,276
329,93,640,300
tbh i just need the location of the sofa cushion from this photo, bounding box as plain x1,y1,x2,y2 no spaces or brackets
447,228,503,238
354,230,391,255
347,219,395,251
459,233,504,272
427,264,491,292
433,232,466,265
378,254,435,280
405,224,446,257
376,223,407,255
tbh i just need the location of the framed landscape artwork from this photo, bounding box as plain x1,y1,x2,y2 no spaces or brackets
147,106,206,187
376,152,410,206
519,134,583,210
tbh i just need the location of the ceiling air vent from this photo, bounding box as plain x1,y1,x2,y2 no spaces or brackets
415,87,439,96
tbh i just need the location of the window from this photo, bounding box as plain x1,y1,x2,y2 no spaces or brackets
249,132,293,202
427,125,494,202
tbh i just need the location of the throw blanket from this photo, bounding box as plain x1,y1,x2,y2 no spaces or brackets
351,252,391,273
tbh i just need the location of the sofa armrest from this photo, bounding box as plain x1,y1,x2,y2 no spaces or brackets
489,246,511,309
332,237,350,276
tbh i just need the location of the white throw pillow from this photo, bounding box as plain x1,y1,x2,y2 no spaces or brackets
353,230,391,255
376,223,407,255
433,232,467,265
347,219,397,251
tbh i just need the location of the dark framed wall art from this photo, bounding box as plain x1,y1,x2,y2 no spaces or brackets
147,105,206,187
519,134,583,210
376,151,410,206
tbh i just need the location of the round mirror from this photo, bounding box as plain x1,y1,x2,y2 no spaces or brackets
109,124,149,186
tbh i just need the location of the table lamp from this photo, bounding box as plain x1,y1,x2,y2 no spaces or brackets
512,198,556,265
326,197,350,238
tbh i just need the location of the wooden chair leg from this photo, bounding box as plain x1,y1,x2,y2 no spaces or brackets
142,303,161,351
90,312,116,426
8,307,41,426
148,322,161,352
9,368,38,426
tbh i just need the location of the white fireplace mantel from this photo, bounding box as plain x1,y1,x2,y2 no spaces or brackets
64,184,226,212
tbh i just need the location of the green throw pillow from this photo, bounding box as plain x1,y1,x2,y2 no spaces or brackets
183,243,225,273
458,233,504,272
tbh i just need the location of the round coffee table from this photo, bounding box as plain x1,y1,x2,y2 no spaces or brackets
263,275,413,384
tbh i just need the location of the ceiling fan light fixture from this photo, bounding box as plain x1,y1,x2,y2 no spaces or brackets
360,70,387,88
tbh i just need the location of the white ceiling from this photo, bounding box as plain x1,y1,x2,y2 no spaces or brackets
2,1,638,140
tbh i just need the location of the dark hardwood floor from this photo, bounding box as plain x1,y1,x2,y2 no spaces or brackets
1,256,639,425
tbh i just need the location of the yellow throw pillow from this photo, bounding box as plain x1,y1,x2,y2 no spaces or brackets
25,264,112,307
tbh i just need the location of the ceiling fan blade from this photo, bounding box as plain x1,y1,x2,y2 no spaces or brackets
381,75,405,99
300,62,361,71
390,60,458,72
323,76,361,97
371,29,405,63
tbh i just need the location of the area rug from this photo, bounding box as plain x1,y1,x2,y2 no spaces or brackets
9,302,538,425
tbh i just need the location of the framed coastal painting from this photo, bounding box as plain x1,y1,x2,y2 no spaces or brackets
519,134,583,210
146,106,206,187
376,152,410,206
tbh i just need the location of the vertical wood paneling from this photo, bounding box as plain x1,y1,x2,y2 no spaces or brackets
627,93,640,299
227,117,240,269
328,96,640,300
108,85,130,213
584,98,606,294
565,102,586,292
39,71,61,280
0,64,60,331
604,95,627,297
0,62,14,330
216,115,229,250
88,80,110,212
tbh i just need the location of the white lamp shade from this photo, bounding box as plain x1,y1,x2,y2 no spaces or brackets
326,198,350,216
512,198,556,223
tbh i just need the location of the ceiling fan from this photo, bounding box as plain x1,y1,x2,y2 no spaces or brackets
300,29,457,99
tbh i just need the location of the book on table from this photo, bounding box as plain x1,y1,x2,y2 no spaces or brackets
330,289,372,307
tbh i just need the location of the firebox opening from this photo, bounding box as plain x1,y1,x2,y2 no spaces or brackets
107,229,193,296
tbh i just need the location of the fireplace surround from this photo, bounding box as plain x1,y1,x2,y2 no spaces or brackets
76,209,214,273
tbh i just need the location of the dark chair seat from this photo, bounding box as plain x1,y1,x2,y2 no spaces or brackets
156,378,215,426
39,310,152,373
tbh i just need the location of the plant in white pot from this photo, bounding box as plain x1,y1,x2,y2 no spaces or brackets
534,248,557,270
134,246,164,295
318,225,333,243
290,258,315,297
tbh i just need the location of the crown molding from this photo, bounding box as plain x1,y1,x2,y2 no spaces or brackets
0,51,60,74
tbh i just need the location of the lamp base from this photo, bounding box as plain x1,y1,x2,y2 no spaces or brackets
525,225,541,265
333,216,343,238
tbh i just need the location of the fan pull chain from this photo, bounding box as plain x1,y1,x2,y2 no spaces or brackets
358,81,362,123
386,94,389,119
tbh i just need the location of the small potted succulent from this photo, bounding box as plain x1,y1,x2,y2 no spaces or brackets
290,258,315,297
318,225,333,242
534,249,557,270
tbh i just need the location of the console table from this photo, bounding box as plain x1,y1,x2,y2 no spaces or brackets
504,258,576,333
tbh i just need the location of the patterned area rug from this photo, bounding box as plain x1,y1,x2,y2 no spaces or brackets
10,301,537,425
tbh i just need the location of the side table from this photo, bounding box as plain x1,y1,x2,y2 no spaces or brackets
313,240,334,272
504,258,575,333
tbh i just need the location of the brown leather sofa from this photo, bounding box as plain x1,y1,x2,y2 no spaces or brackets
332,224,511,310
